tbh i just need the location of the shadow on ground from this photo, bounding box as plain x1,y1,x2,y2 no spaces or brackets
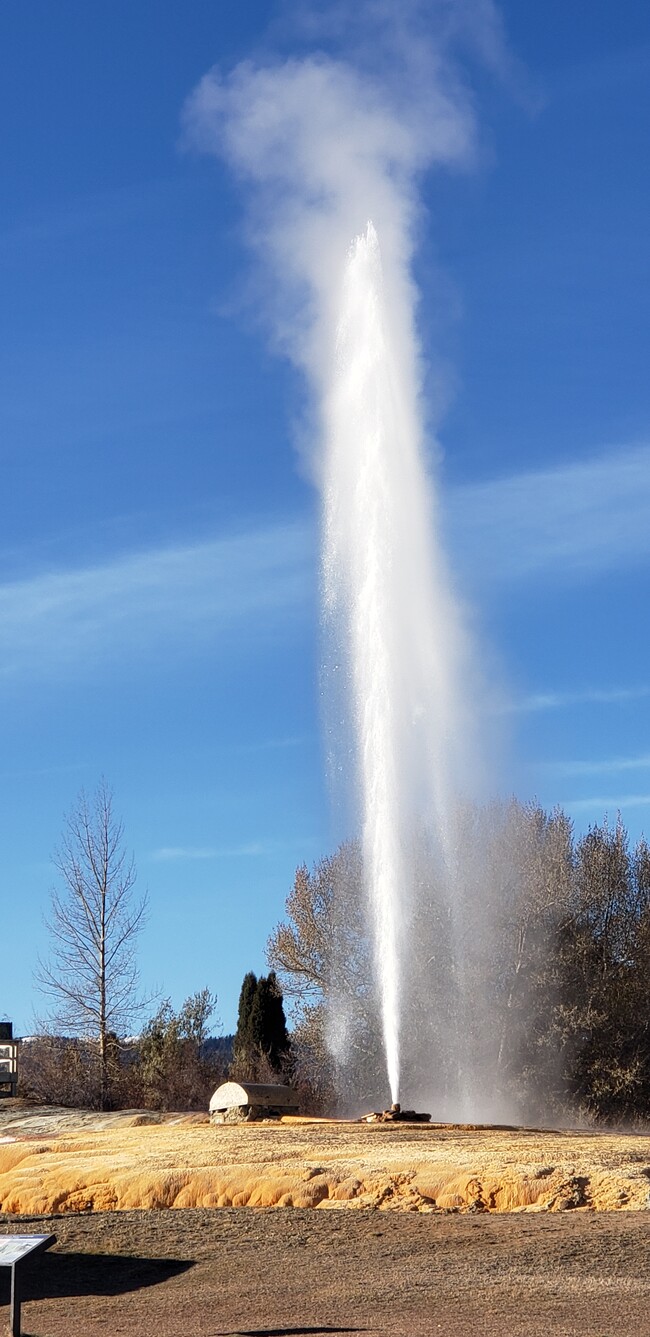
0,1250,194,1303
220,1330,369,1336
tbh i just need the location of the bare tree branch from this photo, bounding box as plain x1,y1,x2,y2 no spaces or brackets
35,778,149,1108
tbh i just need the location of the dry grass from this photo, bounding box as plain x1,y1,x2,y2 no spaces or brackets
2,1206,650,1336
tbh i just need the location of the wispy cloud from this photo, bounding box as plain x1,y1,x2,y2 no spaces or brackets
0,761,86,782
226,734,313,755
0,178,179,259
504,684,650,715
0,519,312,683
541,754,650,777
3,440,648,688
151,839,302,862
447,443,650,586
563,794,650,815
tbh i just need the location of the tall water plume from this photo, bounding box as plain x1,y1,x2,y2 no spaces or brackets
186,0,509,1110
322,221,474,1103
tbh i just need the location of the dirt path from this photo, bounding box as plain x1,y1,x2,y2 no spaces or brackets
1,1209,649,1337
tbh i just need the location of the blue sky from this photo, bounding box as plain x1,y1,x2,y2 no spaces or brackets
2,0,650,1036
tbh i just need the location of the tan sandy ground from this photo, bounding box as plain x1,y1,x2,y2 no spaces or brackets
1,1104,650,1215
2,1208,650,1336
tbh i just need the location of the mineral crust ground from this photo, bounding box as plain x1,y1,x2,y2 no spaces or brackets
1,1103,650,1214
1,1107,649,1335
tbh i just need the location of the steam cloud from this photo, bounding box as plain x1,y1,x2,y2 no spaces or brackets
183,0,507,415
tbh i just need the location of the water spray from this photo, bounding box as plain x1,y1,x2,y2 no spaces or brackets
323,222,467,1104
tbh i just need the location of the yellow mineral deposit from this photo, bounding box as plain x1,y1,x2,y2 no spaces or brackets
0,1112,648,1215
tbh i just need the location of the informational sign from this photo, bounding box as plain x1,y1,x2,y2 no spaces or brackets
0,1235,54,1267
0,1233,55,1336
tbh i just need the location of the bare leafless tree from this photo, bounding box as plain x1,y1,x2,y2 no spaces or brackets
267,843,385,1109
35,780,148,1108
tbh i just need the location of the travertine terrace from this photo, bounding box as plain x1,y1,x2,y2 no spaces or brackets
0,1106,649,1215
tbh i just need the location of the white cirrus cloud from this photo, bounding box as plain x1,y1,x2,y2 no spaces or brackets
150,839,303,862
2,442,649,689
447,443,650,585
540,754,650,777
563,794,650,815
0,518,313,683
502,684,650,715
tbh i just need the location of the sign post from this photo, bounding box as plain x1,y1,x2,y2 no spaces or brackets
0,1235,56,1336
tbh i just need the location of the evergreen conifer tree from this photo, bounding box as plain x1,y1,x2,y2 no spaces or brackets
232,970,290,1076
234,971,258,1064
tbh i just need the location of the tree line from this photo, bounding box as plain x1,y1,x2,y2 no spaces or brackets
19,782,295,1110
17,781,650,1123
268,803,650,1124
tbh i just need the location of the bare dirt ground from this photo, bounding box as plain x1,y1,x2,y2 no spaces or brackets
1,1207,649,1336
1,1105,649,1335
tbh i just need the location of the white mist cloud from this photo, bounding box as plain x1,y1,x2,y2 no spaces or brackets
183,1,508,454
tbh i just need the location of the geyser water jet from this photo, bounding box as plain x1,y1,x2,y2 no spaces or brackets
322,221,472,1105
186,26,495,1113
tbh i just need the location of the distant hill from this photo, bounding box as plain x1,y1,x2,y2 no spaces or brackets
202,1034,234,1062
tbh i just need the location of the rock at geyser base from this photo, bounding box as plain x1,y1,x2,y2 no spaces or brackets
209,1081,299,1124
362,1103,432,1124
